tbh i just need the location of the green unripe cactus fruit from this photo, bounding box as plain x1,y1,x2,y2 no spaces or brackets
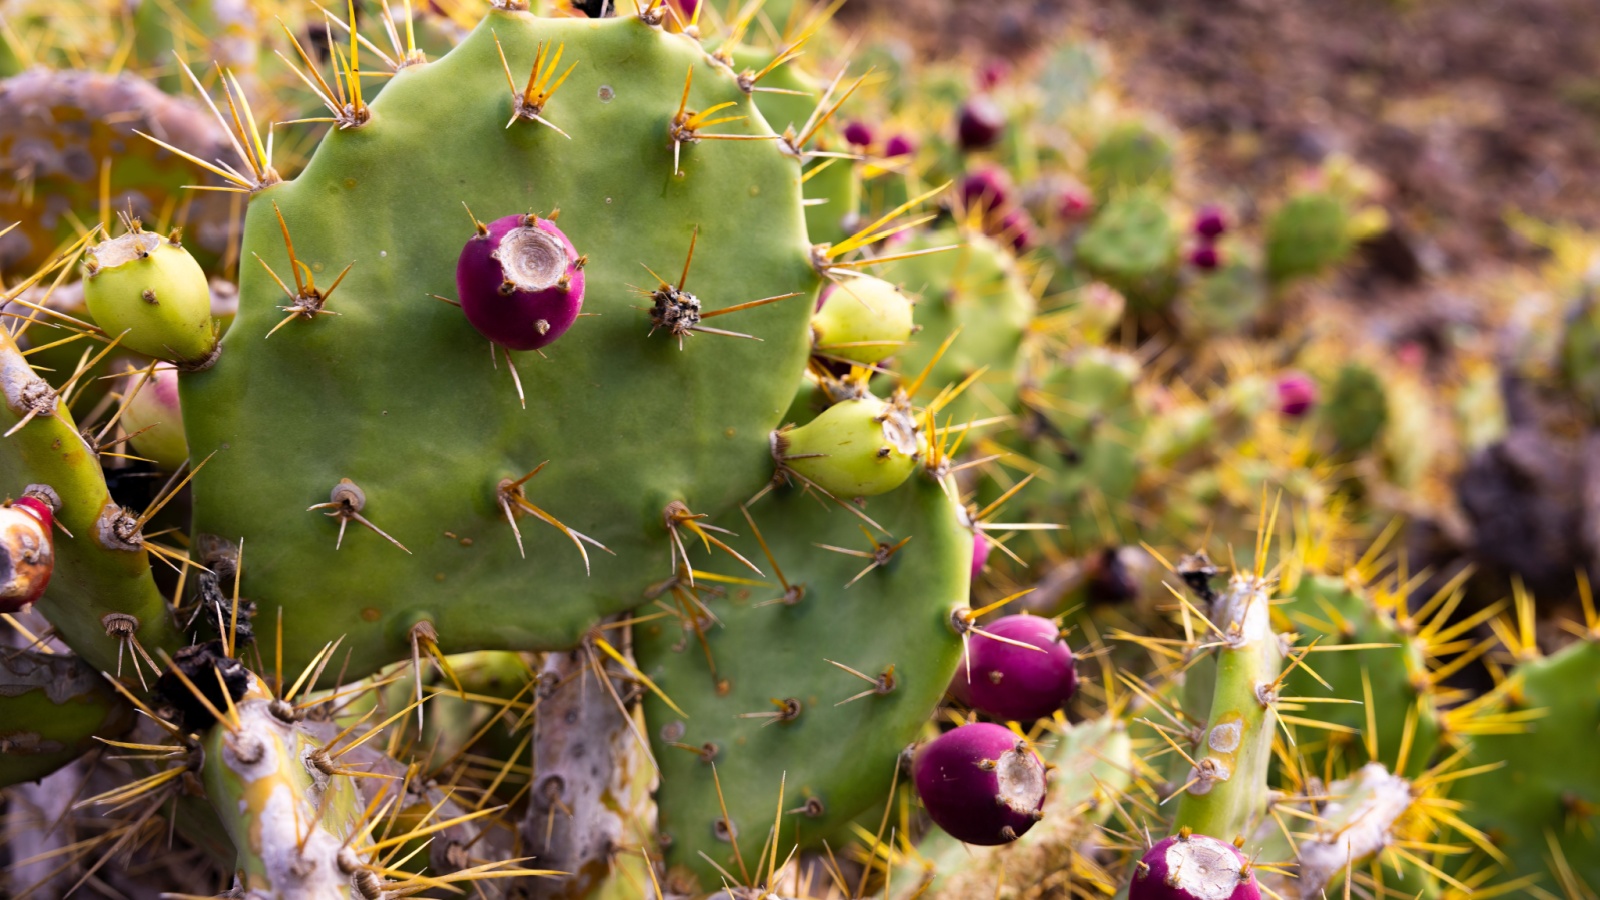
777,393,922,498
84,226,218,367
811,275,914,366
120,364,190,470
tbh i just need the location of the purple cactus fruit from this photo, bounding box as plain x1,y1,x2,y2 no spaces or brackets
976,59,1011,91
1193,205,1228,239
1188,244,1220,271
842,120,875,149
883,133,917,158
957,96,1005,151
959,167,1013,215
1276,371,1318,418
912,723,1046,845
955,614,1077,722
1130,832,1261,900
456,213,585,351
970,531,991,581
996,208,1038,253
1057,182,1094,221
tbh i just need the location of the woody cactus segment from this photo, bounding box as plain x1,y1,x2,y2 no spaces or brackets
0,649,136,788
0,327,184,676
201,675,368,899
634,476,967,891
1171,571,1283,843
180,11,819,679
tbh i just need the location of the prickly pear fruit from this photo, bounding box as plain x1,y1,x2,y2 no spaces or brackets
843,120,874,148
776,394,921,497
971,530,991,581
1,493,54,612
811,276,914,365
953,614,1076,722
960,167,1013,214
1130,832,1260,900
1187,244,1220,271
884,133,917,157
913,722,1046,845
957,96,1005,150
456,213,586,351
1275,372,1317,418
120,365,189,470
997,208,1038,253
83,225,217,367
1193,205,1228,239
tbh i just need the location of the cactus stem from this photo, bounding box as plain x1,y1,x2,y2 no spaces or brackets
814,528,912,587
257,203,354,339
825,658,896,705
306,478,412,554
741,506,808,607
492,33,577,136
496,463,612,572
665,500,764,584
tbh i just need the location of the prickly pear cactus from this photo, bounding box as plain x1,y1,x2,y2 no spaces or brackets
183,11,823,678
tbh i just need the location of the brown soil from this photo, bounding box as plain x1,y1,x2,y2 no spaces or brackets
840,0,1600,272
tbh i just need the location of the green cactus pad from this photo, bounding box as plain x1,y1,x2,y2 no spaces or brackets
1085,122,1175,196
1454,640,1600,885
1074,192,1178,309
635,476,967,891
1265,192,1353,284
179,12,821,679
0,649,135,787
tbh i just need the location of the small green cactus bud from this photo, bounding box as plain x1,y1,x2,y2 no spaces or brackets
811,275,914,365
777,394,922,497
83,225,217,367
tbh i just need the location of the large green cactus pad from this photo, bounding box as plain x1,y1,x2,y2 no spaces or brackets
635,476,967,890
181,12,821,678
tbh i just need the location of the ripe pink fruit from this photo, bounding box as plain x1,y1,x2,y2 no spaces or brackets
954,614,1077,722
959,168,1013,215
456,214,586,351
997,208,1038,253
913,723,1046,845
1193,205,1228,239
1276,371,1318,418
957,96,1005,151
1,495,55,612
842,120,875,148
883,133,917,158
1130,832,1261,900
1188,244,1221,271
970,531,991,581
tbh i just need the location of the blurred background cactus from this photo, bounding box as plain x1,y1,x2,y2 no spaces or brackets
3,0,1598,897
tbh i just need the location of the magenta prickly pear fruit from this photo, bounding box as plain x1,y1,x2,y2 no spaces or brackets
955,614,1077,722
121,365,189,471
957,96,1005,151
456,213,586,351
1057,181,1095,221
884,133,917,158
810,275,914,365
970,530,991,581
842,120,875,149
997,208,1038,253
776,394,922,498
912,722,1046,845
1130,831,1261,900
1276,371,1318,418
1193,205,1228,239
976,59,1011,91
1,493,55,613
1188,244,1221,271
960,167,1013,214
83,223,217,367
